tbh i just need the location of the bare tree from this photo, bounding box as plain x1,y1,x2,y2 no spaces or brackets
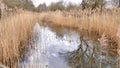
37,3,48,12
81,0,105,10
49,0,65,11
3,0,35,11
112,0,120,7
117,0,120,7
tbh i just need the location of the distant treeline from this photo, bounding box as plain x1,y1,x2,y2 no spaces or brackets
2,0,120,12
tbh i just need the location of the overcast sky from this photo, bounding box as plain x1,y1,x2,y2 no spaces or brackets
31,0,113,8
31,0,82,7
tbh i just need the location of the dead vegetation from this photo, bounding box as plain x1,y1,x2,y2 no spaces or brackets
38,9,120,41
37,9,120,68
0,9,120,67
0,11,37,68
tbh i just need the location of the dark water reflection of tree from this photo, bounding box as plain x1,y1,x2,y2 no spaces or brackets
68,36,119,68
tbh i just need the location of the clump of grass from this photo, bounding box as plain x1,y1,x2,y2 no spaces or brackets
0,12,37,68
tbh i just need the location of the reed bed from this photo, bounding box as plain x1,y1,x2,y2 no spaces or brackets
38,9,120,57
38,9,120,42
0,9,120,68
0,11,37,68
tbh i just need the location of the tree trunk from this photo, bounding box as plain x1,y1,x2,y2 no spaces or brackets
0,9,1,19
119,0,120,7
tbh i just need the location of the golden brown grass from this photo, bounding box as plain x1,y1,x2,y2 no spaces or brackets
38,9,120,42
0,9,120,68
0,11,37,68
38,9,120,57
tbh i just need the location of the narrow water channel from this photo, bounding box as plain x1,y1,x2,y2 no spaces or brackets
20,23,119,68
20,23,80,68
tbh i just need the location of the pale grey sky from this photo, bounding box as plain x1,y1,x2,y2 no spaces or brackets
31,0,113,8
31,0,82,7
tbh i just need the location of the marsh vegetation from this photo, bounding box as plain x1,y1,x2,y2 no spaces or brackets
0,0,120,68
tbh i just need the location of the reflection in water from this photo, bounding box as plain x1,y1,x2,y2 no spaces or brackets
68,37,119,68
20,23,119,68
20,23,80,68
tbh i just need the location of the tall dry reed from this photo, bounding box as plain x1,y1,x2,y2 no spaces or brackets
38,9,120,41
0,9,120,68
38,9,120,57
0,11,37,68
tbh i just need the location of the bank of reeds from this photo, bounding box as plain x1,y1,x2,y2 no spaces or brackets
0,9,120,68
0,11,37,68
38,9,120,40
38,9,120,57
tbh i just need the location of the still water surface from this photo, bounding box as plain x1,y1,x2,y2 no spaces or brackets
20,23,119,68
